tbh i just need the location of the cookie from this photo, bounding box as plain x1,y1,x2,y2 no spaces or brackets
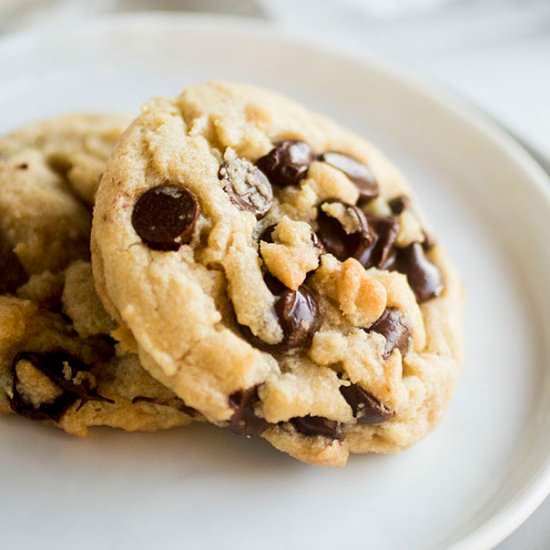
0,114,129,280
0,113,129,205
92,82,463,466
0,115,194,435
0,294,194,435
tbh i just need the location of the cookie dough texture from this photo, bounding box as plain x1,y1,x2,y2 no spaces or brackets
0,114,193,435
92,81,463,466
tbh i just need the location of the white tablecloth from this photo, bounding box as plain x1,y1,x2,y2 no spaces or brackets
1,1,549,547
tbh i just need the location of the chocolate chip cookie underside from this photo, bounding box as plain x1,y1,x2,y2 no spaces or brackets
0,115,195,435
92,82,463,466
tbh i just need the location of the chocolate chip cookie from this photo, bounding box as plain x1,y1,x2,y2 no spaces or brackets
0,115,194,435
0,113,129,205
0,293,194,435
92,82,463,465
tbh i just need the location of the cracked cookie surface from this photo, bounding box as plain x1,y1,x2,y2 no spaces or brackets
0,114,194,435
92,82,463,465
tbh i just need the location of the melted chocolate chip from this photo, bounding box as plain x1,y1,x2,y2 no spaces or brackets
393,242,443,303
219,153,273,218
310,229,325,252
263,272,287,295
320,152,379,201
275,285,321,349
256,140,314,187
316,201,375,262
290,415,343,440
316,201,398,269
339,384,394,424
356,215,399,270
93,335,118,361
131,184,200,251
10,382,75,422
369,308,410,359
238,284,320,352
9,351,112,422
0,236,28,294
242,225,322,351
229,386,269,437
388,195,411,215
258,224,276,244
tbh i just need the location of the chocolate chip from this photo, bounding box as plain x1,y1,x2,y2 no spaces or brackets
356,215,399,270
275,285,321,349
238,284,321,352
320,152,379,201
290,415,343,440
219,152,273,218
263,272,287,295
92,335,118,362
316,201,375,262
131,184,200,251
17,163,28,170
258,224,276,244
310,229,325,252
393,242,443,303
0,236,28,293
256,140,314,187
388,195,411,215
242,230,321,351
339,384,393,424
229,386,269,437
131,396,198,417
316,201,398,269
369,308,410,359
9,351,112,422
10,380,75,422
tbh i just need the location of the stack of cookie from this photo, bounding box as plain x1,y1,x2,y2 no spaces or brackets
0,82,463,466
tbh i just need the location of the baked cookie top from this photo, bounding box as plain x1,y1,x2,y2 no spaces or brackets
0,113,129,204
0,114,130,282
92,82,463,465
0,114,193,435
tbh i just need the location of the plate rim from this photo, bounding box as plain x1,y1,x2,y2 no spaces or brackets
1,12,550,550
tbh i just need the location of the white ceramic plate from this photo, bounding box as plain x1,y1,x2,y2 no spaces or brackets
1,14,550,550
